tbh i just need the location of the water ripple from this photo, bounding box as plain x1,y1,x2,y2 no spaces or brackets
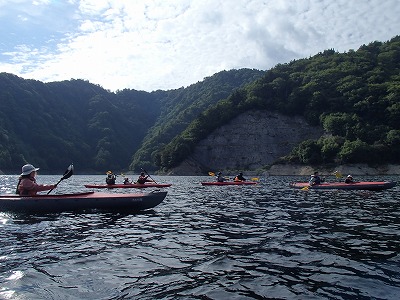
1,175,400,299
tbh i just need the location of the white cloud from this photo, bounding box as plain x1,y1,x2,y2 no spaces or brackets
0,0,399,91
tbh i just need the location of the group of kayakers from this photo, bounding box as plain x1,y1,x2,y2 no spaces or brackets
112,170,356,186
106,171,154,185
309,171,354,186
15,163,359,196
111,170,249,185
15,163,156,196
216,172,247,182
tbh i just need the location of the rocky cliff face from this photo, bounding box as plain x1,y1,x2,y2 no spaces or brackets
170,110,324,175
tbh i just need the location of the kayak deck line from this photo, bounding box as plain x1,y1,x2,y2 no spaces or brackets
84,183,172,189
290,181,397,191
0,191,96,199
201,181,258,186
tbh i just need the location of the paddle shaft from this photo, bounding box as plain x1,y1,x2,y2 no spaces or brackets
47,178,62,194
47,164,74,194
142,168,157,184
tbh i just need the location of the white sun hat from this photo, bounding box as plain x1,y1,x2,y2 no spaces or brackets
21,164,40,176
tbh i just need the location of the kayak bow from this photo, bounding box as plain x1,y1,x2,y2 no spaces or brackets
0,191,167,213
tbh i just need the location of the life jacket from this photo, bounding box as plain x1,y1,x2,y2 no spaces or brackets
106,174,116,184
16,177,36,195
217,175,226,182
137,176,147,184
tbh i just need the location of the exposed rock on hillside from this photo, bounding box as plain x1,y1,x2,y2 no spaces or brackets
170,110,324,175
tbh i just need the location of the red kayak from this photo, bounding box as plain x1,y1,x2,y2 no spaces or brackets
290,181,396,191
201,181,257,186
84,183,172,189
0,191,167,213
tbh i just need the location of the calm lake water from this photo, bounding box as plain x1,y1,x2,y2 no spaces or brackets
1,174,400,299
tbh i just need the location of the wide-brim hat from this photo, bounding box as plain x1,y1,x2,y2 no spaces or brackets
21,164,39,175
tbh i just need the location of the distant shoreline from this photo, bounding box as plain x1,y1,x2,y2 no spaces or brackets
263,163,400,176
3,163,400,176
167,162,400,176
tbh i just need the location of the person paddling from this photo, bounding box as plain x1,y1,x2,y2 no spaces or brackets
234,172,246,182
345,175,354,184
309,171,324,186
137,172,154,184
216,172,225,182
106,171,116,185
16,164,56,196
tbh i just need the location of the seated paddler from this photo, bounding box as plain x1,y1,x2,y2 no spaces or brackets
16,164,56,196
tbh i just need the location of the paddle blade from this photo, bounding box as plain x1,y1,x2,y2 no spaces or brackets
301,186,309,191
334,171,342,178
47,164,74,194
208,172,215,176
251,177,259,181
62,164,74,180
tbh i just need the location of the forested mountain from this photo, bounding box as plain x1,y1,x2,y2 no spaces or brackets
1,36,399,174
154,36,400,169
156,36,400,170
0,74,159,173
130,69,265,171
0,69,263,173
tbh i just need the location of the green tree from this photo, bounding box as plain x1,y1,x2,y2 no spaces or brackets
317,136,345,163
338,140,371,163
291,140,322,164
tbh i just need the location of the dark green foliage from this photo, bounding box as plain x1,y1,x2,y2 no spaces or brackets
285,140,322,165
1,36,400,173
156,36,400,169
0,69,263,173
129,69,265,171
318,135,345,163
338,139,373,163
0,74,160,173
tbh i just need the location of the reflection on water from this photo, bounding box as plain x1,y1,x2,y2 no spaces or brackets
0,175,400,299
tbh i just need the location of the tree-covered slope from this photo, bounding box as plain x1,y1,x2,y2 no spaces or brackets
0,74,161,173
129,69,265,171
156,36,400,170
2,35,399,174
0,68,264,173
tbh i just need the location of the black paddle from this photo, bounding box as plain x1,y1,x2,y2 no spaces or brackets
47,164,74,194
141,168,157,184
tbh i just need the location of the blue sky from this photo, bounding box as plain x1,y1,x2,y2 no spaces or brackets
1,0,399,92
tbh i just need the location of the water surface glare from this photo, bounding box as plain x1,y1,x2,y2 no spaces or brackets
1,175,399,299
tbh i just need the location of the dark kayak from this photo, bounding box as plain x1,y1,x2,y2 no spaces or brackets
201,181,257,186
290,181,396,191
84,183,172,189
0,191,167,213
